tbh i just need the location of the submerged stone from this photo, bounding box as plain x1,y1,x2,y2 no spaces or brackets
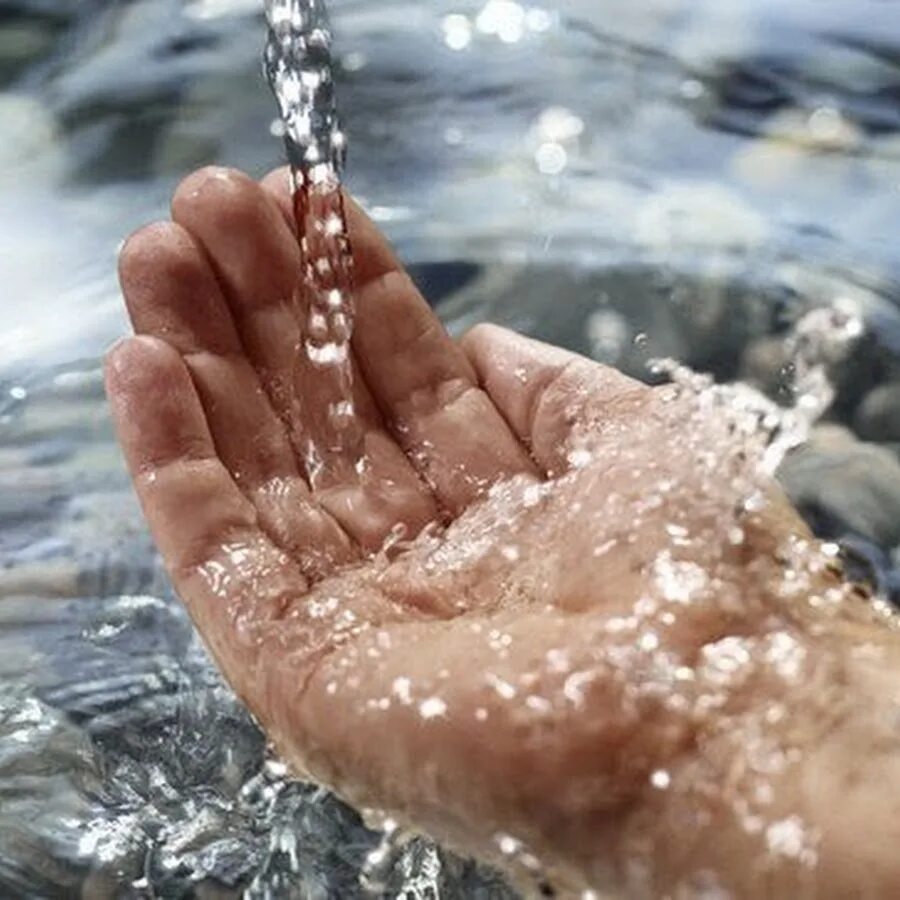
779,425,900,548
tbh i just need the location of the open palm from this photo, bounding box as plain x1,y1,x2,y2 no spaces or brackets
108,166,827,897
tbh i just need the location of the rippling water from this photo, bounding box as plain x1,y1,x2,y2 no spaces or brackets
2,0,900,895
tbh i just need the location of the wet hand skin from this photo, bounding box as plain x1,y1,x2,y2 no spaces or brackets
107,166,900,898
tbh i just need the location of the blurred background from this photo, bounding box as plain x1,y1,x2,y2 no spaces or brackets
1,0,900,896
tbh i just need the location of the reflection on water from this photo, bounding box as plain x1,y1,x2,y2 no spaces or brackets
2,0,900,895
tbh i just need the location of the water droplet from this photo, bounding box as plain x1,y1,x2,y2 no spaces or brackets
485,673,517,700
419,697,447,719
567,448,593,469
535,142,567,175
495,833,521,855
766,816,816,862
392,677,412,705
638,632,660,652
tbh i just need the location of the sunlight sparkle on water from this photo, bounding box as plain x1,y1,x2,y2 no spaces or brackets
476,0,526,43
442,14,472,50
443,2,554,50
185,0,259,20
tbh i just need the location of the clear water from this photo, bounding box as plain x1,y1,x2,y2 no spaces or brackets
264,0,361,483
2,0,900,895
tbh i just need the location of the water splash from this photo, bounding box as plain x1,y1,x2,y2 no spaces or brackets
264,0,360,485
650,300,864,480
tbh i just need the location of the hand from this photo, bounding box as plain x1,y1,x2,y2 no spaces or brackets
107,166,900,898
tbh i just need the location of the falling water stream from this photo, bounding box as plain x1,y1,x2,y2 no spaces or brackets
264,0,361,486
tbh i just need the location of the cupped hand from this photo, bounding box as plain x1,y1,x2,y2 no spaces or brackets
107,166,867,897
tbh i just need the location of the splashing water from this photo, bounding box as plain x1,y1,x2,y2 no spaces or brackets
264,0,360,485
650,300,865,481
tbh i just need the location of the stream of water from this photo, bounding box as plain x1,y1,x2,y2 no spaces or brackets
264,0,361,484
2,0,900,896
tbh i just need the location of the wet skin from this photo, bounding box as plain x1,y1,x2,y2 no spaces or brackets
107,166,900,898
